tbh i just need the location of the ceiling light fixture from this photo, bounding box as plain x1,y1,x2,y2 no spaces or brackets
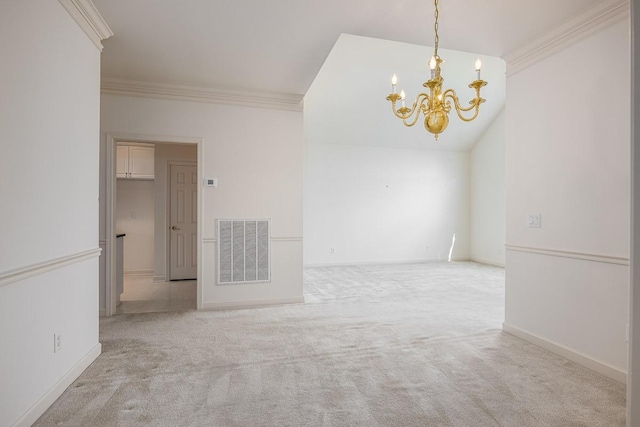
386,0,487,140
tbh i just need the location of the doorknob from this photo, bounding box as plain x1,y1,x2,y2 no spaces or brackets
171,226,180,230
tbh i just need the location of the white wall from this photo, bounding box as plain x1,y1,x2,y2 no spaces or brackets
100,95,303,308
153,143,197,281
0,1,102,425
116,179,155,273
301,34,504,266
304,143,470,265
470,110,506,266
505,20,630,380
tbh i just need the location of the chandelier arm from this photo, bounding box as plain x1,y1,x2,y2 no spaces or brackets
442,89,477,112
442,89,483,122
388,93,430,124
389,101,413,120
401,93,430,127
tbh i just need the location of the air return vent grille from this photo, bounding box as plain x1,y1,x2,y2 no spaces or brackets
217,220,270,284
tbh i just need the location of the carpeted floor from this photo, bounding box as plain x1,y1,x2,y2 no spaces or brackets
35,262,626,426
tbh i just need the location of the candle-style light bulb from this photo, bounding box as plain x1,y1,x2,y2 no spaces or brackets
475,58,482,80
400,90,406,108
429,56,437,79
391,74,398,93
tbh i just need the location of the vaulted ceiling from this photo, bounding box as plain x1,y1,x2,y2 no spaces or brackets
93,0,602,97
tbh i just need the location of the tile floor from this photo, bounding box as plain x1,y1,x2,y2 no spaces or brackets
116,274,196,314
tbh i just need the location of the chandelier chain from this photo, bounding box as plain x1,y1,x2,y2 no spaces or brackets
433,0,439,57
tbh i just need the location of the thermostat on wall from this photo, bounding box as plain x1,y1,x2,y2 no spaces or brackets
204,177,218,188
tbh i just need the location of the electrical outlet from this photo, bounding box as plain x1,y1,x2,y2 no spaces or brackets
54,333,62,353
330,247,335,254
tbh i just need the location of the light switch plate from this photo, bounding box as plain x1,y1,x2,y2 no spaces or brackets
54,333,62,353
527,213,541,228
204,178,218,188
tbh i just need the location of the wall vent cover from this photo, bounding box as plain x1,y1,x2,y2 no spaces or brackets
217,219,270,284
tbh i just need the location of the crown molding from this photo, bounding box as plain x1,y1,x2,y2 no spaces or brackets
503,0,629,76
59,0,113,51
101,78,304,112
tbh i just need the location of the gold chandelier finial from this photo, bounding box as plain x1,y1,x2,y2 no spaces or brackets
385,0,487,140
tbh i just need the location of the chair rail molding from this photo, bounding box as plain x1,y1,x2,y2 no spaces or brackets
204,237,302,244
505,244,629,266
503,0,628,76
58,0,113,51
0,248,102,287
271,237,303,242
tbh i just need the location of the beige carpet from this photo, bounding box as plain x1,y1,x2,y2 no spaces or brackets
35,262,625,426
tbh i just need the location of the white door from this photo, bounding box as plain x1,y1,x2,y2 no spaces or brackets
169,164,197,280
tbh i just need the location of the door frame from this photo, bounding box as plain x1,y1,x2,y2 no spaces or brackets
105,132,204,316
166,160,197,281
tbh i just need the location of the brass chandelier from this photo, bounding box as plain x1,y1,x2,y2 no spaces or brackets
386,0,487,140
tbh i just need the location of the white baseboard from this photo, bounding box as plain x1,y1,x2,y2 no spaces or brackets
152,275,166,283
202,296,305,310
304,257,469,268
12,343,102,427
124,269,153,276
470,257,505,268
502,323,626,384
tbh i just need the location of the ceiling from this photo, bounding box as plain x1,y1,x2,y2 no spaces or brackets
94,0,602,97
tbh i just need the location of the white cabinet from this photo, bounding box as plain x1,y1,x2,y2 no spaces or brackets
117,144,154,179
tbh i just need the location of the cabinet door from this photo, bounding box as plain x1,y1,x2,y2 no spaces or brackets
116,146,129,178
129,146,155,179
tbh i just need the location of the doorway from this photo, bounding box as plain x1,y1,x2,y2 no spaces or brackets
105,133,203,316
